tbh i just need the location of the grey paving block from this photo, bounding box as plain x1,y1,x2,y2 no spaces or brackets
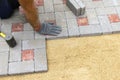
113,0,120,6
66,19,80,37
2,15,26,24
86,9,99,24
12,31,34,40
23,23,33,31
105,7,117,14
35,32,47,39
84,1,104,9
0,52,9,76
111,22,120,33
63,4,71,11
9,40,21,62
54,4,65,12
113,0,118,6
55,12,67,27
53,0,63,4
103,0,115,7
65,11,76,19
95,7,117,16
0,41,9,52
83,1,95,9
98,16,112,34
8,61,34,75
75,0,86,15
1,24,12,34
55,12,66,20
116,6,120,15
46,27,68,40
34,48,48,72
79,25,102,36
38,6,45,14
39,13,55,23
22,38,46,50
66,0,80,16
0,37,4,42
44,0,54,13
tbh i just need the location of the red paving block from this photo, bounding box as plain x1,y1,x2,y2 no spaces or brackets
35,0,44,6
22,49,34,61
63,0,67,4
108,14,120,23
77,17,88,26
12,23,23,32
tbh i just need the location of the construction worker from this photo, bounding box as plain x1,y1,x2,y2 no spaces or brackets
0,0,62,36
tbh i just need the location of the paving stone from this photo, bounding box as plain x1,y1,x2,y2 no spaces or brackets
8,61,34,75
103,0,115,7
12,31,34,40
23,23,33,31
98,16,112,34
1,24,12,34
39,13,55,23
84,1,94,9
75,0,86,15
38,6,45,14
92,1,104,8
115,6,120,15
63,0,66,4
0,37,4,42
35,32,47,39
1,0,120,76
54,4,65,12
2,15,26,24
22,39,46,50
53,0,63,4
12,23,23,32
0,52,9,75
34,48,48,72
112,0,119,6
111,22,120,33
82,0,91,2
35,0,44,6
22,49,34,61
46,27,68,40
66,0,81,16
65,11,76,19
86,9,99,24
63,4,71,11
67,19,80,37
44,0,54,12
84,1,104,9
9,40,21,62
55,12,67,27
108,14,120,23
0,41,9,52
96,7,117,16
77,17,88,26
79,25,102,36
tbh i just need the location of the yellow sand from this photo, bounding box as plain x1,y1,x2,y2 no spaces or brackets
1,34,120,80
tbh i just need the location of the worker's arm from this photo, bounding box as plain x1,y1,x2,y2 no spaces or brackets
18,0,41,31
18,0,62,36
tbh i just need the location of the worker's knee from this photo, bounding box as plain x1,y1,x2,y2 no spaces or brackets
0,0,19,19
0,0,13,19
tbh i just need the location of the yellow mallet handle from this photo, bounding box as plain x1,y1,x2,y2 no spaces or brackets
0,32,6,38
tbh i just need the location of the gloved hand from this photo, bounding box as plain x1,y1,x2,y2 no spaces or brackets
38,22,62,36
